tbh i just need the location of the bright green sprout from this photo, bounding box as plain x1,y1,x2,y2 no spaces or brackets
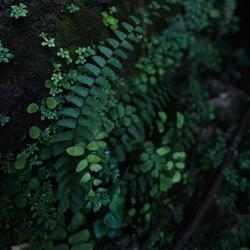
101,7,119,30
75,46,95,64
10,3,28,19
39,33,56,48
57,48,72,64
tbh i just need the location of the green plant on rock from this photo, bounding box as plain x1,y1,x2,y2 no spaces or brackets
0,0,244,249
57,48,73,64
75,47,95,65
10,3,28,19
39,33,56,48
67,4,80,14
0,114,10,127
0,41,14,63
101,7,119,30
54,13,147,214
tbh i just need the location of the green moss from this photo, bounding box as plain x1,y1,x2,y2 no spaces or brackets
55,6,105,50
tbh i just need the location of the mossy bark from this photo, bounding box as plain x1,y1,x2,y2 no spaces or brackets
0,1,108,152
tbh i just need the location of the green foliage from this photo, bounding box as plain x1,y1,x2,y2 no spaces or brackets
101,7,119,30
1,0,245,249
39,33,56,48
57,48,73,64
67,4,80,14
10,3,28,19
29,126,41,139
0,114,10,127
75,47,95,65
27,103,39,114
0,41,14,63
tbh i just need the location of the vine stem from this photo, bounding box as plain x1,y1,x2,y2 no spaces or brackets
170,104,250,250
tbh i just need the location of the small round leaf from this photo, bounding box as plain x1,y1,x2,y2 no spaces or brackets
103,212,122,229
28,177,40,190
94,220,109,239
29,126,40,139
27,103,39,114
15,156,27,170
46,97,58,109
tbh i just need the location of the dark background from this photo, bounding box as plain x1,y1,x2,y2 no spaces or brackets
237,0,250,51
236,0,250,93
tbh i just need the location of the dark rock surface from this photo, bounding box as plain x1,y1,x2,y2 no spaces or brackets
0,0,142,152
0,0,105,152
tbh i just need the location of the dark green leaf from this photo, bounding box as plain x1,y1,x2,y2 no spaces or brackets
15,153,27,170
176,112,184,129
76,75,95,86
51,226,67,240
84,63,101,76
160,174,171,192
108,57,122,69
94,220,109,239
98,46,113,58
71,243,94,250
68,229,90,245
71,86,89,98
29,126,40,139
93,56,106,67
114,30,127,40
2,177,21,195
67,213,85,233
66,95,84,108
114,49,127,59
122,22,133,32
55,131,74,142
103,212,122,229
58,119,76,129
121,40,134,51
130,15,140,25
52,244,69,250
106,38,119,48
14,193,27,208
60,108,80,119
28,177,40,190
